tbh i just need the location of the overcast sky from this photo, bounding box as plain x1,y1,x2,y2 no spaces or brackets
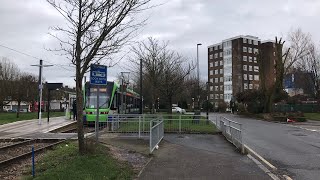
0,0,319,87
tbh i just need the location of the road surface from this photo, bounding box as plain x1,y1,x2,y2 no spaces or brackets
210,113,320,180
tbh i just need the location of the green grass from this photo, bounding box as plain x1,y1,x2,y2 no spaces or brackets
24,141,134,180
304,113,320,121
0,112,65,125
116,114,218,134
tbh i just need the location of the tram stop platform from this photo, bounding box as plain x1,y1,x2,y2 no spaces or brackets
0,117,76,140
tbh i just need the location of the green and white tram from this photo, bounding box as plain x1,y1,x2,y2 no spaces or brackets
83,81,141,124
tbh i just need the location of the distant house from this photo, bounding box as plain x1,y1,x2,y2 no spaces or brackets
3,101,31,112
284,69,314,97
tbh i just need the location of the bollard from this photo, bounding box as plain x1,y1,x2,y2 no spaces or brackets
32,146,35,177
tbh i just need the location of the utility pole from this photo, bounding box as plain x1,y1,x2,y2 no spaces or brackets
120,72,130,114
31,60,53,125
197,43,202,111
140,58,143,114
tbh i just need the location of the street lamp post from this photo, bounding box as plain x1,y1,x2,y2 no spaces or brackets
197,43,202,111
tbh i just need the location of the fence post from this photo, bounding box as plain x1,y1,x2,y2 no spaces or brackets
139,115,141,139
149,120,152,153
143,114,145,133
179,114,181,133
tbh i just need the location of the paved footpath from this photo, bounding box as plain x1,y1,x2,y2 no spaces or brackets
0,117,75,139
139,134,270,180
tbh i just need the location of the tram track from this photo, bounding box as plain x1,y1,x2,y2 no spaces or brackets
0,139,65,168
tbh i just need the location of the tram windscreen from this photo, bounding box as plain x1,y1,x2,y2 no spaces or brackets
85,84,112,109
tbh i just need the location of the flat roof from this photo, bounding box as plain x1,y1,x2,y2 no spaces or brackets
208,35,261,48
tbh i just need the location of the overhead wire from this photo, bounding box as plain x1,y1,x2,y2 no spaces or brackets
0,43,74,72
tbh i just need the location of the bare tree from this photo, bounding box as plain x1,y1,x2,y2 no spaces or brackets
130,38,194,113
47,0,151,154
300,43,320,98
13,73,38,118
258,37,290,113
285,28,312,73
0,57,20,111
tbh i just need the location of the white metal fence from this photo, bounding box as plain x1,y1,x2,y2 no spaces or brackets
150,117,164,153
216,116,244,153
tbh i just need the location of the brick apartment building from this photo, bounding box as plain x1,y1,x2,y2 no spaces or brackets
208,35,276,107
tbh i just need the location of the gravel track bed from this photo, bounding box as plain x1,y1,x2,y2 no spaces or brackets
0,149,46,180
0,143,51,162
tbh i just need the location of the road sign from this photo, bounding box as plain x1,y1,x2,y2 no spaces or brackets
90,64,107,85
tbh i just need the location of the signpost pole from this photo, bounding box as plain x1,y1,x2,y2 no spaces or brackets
95,86,100,142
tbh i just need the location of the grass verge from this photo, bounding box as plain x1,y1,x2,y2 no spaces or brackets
24,141,134,180
116,114,218,134
0,112,65,125
304,113,320,121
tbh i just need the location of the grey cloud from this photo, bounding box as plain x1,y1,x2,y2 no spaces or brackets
0,0,319,86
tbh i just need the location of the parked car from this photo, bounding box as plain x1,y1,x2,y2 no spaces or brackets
172,107,186,114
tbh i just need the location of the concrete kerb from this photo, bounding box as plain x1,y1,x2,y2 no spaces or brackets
243,144,277,171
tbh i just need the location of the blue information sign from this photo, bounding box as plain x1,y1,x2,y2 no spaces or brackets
90,64,107,85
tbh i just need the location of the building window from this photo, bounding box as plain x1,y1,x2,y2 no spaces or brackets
210,94,214,99
248,47,252,53
209,47,213,52
215,70,218,74
220,60,223,65
243,65,247,71
219,52,223,57
209,54,213,59
243,47,247,52
273,52,276,56
253,40,258,45
220,94,223,99
243,38,247,43
253,57,257,63
220,85,223,91
220,77,223,82
214,53,218,58
215,86,218,91
254,75,259,81
215,78,218,83
224,76,232,82
210,78,213,83
243,56,247,61
249,75,253,80
249,56,252,62
210,86,213,91
243,74,247,80
254,66,259,72
244,83,248,90
220,69,223,74
248,39,252,44
254,48,258,54
215,94,219,99
249,84,253,89
210,70,213,75
215,62,218,66
210,62,213,67
249,65,252,71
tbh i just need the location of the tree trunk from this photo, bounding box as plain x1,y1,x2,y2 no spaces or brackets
16,100,21,118
76,70,85,154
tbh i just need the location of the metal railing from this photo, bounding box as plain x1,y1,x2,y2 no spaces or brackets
97,114,159,138
150,117,164,153
163,114,213,133
217,116,244,153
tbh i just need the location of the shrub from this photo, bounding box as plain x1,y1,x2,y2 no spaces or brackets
218,102,227,113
